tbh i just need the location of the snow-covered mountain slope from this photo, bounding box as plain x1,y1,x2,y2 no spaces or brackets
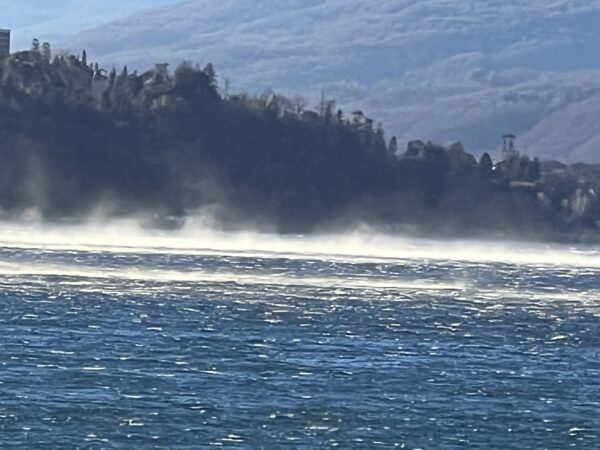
64,0,600,161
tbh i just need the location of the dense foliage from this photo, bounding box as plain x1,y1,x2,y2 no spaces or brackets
0,43,599,239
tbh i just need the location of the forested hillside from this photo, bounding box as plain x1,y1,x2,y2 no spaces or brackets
0,44,599,239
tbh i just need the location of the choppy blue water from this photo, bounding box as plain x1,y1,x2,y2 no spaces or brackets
0,232,599,449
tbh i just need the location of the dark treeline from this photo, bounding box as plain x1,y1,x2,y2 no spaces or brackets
0,42,599,239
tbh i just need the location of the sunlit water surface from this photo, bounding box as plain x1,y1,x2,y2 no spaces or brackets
0,225,599,449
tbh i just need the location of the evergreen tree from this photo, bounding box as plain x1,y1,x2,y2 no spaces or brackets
388,136,398,155
42,42,51,61
203,63,217,87
479,152,493,175
529,157,541,181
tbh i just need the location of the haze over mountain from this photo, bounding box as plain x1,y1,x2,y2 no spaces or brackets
60,0,600,162
0,0,180,49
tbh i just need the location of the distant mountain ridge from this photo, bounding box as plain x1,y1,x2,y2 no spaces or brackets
3,0,179,48
64,0,600,162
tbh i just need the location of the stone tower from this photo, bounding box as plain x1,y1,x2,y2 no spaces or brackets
0,29,10,60
502,134,519,161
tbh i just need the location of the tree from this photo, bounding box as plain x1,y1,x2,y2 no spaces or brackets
203,63,217,87
518,156,531,181
318,90,327,116
82,50,87,66
292,96,307,115
375,123,386,148
324,99,336,122
42,42,51,61
479,152,493,175
388,136,398,155
529,157,541,181
222,78,231,99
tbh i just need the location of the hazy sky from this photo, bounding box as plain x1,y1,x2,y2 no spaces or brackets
0,0,181,49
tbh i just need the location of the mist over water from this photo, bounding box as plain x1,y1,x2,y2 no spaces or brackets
0,220,599,448
0,219,599,267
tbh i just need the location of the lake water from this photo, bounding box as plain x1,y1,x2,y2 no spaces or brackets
0,225,598,449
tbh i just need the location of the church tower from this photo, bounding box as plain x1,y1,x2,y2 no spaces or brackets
502,134,519,161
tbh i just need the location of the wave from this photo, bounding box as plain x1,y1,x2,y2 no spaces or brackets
0,261,463,291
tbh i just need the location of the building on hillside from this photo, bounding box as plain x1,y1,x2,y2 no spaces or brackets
0,29,10,59
501,134,519,161
153,63,169,83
